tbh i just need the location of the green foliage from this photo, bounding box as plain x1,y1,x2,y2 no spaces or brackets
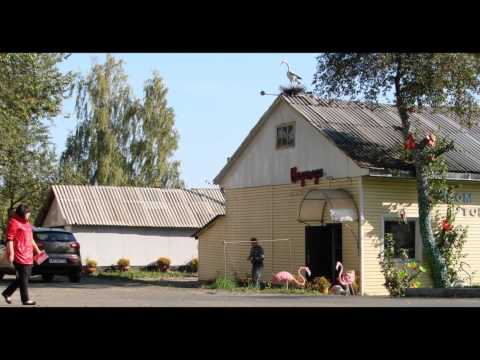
433,203,468,286
307,276,331,292
190,258,198,272
313,53,480,288
94,269,190,282
60,55,184,188
378,233,427,297
0,53,75,235
157,257,171,271
208,277,237,290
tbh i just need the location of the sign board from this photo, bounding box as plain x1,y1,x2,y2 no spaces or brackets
290,167,324,187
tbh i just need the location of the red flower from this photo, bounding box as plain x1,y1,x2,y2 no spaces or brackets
426,134,437,147
405,133,416,150
407,107,416,113
441,219,453,232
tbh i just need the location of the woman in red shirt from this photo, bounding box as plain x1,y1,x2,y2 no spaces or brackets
2,205,41,305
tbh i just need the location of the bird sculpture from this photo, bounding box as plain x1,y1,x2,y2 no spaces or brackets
272,266,311,289
336,261,356,296
281,60,302,86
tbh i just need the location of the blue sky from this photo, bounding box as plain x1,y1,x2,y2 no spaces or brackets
52,53,319,188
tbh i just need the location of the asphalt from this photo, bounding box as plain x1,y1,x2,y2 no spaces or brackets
1,275,480,307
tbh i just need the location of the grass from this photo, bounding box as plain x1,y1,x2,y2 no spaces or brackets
90,269,197,281
204,277,326,296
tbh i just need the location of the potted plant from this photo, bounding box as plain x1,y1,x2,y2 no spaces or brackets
189,258,198,273
85,258,97,274
315,276,332,295
157,257,171,272
117,258,130,272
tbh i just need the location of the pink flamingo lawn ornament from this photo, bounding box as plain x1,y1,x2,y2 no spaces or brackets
271,266,311,290
336,261,356,296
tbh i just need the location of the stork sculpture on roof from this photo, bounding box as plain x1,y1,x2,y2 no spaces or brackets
281,60,302,86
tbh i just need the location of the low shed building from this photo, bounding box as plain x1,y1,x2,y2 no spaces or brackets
37,185,225,267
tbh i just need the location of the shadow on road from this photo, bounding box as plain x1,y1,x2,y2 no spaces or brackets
0,276,200,290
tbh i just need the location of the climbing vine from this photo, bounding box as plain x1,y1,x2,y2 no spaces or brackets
433,202,468,286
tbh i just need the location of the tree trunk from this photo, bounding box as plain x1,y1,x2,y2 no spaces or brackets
415,156,449,287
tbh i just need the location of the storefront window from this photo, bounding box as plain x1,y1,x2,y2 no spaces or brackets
384,220,416,259
276,124,295,149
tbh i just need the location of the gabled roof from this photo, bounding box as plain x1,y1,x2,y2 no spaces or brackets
215,94,480,184
37,185,226,229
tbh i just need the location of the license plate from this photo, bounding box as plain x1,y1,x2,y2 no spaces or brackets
49,259,67,264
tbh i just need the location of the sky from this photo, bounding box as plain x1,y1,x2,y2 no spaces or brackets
52,53,319,188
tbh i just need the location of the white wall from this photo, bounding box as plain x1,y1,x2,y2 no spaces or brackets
221,100,368,189
71,226,198,267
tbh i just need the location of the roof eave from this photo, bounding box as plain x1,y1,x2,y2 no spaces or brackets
368,168,480,181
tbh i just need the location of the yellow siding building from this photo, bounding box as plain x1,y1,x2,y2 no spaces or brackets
196,94,480,295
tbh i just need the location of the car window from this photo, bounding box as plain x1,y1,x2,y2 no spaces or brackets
34,232,76,242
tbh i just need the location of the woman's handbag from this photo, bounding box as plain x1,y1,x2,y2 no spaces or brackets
0,249,11,266
34,251,49,265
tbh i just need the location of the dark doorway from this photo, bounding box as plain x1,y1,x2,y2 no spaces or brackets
305,224,342,282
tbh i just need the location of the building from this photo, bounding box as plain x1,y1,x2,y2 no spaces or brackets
37,185,225,267
195,93,480,295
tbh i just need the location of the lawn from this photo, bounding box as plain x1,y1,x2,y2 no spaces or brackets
202,277,330,296
90,269,197,281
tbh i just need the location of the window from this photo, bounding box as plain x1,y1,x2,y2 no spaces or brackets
276,123,295,149
384,220,416,259
34,232,76,242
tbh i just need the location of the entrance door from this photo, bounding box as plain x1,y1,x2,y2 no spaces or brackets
305,224,342,282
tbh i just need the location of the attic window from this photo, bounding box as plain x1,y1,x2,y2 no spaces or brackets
276,123,295,149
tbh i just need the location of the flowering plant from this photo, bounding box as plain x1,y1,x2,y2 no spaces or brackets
434,201,468,286
426,133,437,147
378,233,426,297
404,133,416,150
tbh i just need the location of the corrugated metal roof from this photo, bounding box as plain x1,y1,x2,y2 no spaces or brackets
283,94,480,174
49,185,225,229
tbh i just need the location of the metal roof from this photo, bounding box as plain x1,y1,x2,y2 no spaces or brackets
214,94,480,184
283,94,480,174
45,185,225,229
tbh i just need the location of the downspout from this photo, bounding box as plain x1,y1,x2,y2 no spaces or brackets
358,177,365,295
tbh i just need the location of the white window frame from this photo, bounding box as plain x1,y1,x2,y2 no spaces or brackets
275,122,296,150
380,215,422,262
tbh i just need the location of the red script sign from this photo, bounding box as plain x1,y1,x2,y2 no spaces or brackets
290,167,324,186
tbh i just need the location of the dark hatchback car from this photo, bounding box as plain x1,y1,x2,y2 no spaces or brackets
0,227,82,283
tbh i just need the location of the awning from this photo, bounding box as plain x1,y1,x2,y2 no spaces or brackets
297,189,358,224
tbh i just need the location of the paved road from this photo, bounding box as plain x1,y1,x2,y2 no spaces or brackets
1,275,480,307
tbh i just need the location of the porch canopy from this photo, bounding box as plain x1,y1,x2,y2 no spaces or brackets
297,189,358,224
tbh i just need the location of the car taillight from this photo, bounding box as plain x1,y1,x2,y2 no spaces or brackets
70,243,80,249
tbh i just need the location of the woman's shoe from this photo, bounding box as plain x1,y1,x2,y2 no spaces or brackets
22,300,36,306
2,293,12,304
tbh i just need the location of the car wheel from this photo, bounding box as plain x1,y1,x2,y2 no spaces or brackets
69,273,81,283
42,274,54,282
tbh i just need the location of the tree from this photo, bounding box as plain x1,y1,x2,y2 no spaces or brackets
0,53,75,231
60,54,131,185
60,55,184,188
313,53,480,287
122,72,183,188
